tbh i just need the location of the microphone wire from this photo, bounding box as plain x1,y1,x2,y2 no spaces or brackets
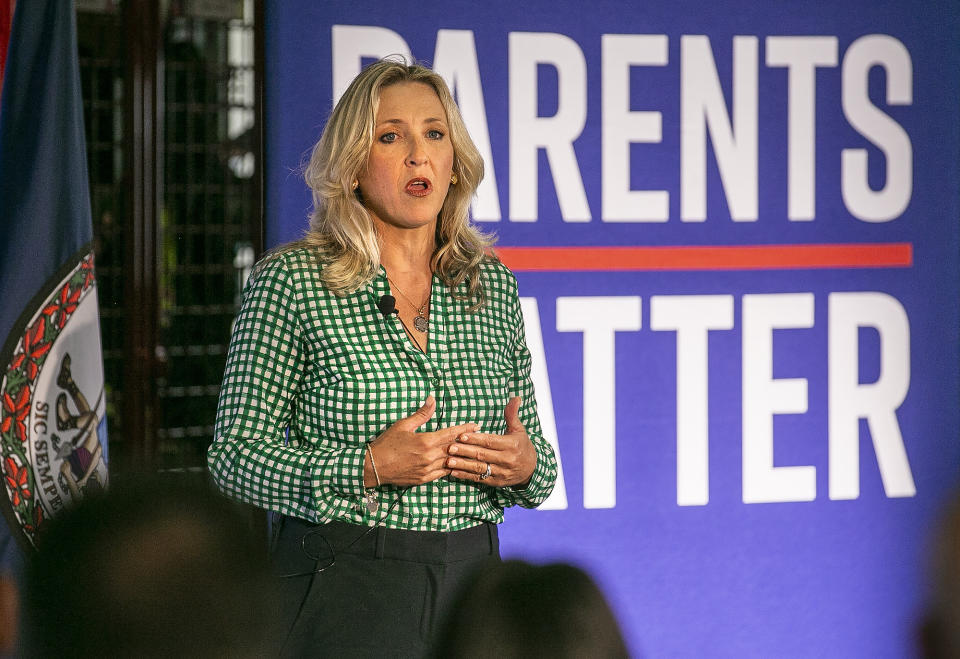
280,293,441,578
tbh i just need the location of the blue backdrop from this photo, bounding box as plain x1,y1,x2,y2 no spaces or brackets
264,2,960,655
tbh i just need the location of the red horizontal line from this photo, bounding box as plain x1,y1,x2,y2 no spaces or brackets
496,243,913,272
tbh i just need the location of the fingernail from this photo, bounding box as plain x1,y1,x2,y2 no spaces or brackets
450,445,459,454
448,458,458,467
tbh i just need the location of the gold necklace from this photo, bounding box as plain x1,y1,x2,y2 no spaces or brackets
387,276,430,333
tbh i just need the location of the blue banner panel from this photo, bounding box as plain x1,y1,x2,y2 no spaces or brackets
265,2,960,656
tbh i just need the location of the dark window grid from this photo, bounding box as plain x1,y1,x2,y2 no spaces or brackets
156,444,209,471
166,185,254,218
165,276,233,307
159,384,222,398
156,443,209,465
78,11,126,465
160,312,234,341
163,108,252,148
79,61,120,101
164,91,249,110
156,377,220,403
166,69,230,108
170,312,237,328
157,13,259,471
99,309,124,325
164,128,237,148
165,261,235,274
91,259,123,282
165,223,245,240
171,237,215,269
164,344,228,358
157,425,217,440
164,180,248,191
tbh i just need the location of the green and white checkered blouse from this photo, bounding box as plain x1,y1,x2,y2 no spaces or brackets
208,246,557,531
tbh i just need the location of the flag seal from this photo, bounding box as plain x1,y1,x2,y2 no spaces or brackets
0,248,108,547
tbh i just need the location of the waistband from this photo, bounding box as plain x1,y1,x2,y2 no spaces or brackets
278,517,499,565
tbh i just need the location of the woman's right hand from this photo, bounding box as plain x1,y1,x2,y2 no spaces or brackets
365,396,478,487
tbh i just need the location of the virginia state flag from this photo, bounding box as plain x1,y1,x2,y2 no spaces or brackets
0,0,108,552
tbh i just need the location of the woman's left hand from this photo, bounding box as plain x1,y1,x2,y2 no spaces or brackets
446,397,537,487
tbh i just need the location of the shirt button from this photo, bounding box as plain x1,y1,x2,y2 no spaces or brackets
432,377,441,387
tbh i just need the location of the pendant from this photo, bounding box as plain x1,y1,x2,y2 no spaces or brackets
414,315,429,333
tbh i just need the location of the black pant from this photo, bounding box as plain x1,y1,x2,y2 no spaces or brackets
272,517,500,658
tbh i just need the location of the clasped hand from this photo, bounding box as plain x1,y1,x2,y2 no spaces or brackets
365,396,537,488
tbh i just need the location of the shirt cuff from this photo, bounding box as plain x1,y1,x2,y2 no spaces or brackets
310,445,368,502
494,445,555,509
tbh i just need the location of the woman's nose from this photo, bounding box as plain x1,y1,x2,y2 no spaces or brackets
407,138,428,166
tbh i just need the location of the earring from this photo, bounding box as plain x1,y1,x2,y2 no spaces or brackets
450,173,459,185
351,179,359,190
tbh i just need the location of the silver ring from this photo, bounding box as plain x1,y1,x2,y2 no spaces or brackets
479,463,492,480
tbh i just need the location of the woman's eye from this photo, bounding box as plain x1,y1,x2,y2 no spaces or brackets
379,132,398,143
427,129,444,140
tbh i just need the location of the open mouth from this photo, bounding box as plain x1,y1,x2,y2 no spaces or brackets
405,177,432,197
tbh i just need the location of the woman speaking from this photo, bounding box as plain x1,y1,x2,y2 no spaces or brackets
208,59,558,656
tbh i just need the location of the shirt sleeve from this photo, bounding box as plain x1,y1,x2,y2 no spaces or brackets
207,254,366,522
492,270,558,509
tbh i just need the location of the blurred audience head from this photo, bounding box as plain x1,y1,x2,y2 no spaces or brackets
22,477,275,658
435,559,630,658
921,491,960,658
0,571,16,656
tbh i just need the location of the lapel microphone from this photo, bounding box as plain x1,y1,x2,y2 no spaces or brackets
378,295,398,317
378,293,426,355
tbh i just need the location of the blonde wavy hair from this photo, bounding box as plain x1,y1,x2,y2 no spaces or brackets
298,58,494,308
